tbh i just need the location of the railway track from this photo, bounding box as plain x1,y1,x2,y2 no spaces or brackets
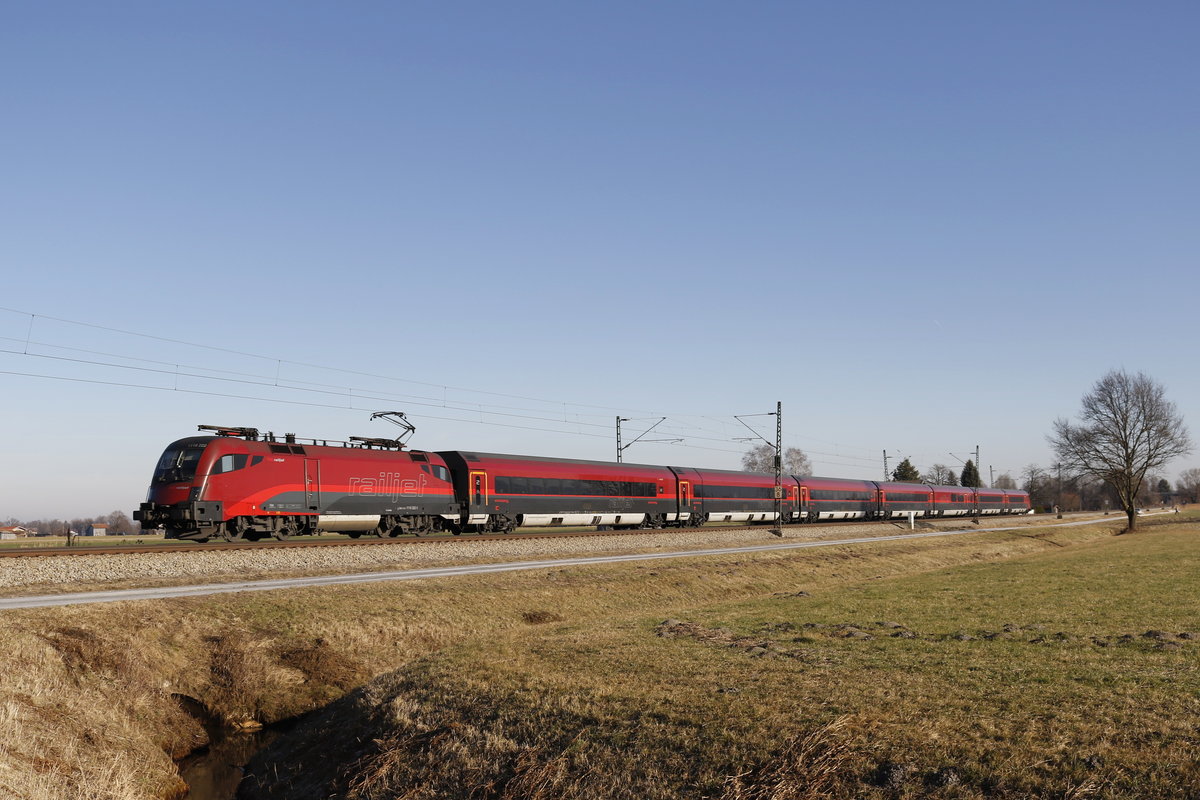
1,513,1079,560
0,524,779,558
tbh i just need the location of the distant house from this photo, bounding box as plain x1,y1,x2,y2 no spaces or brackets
85,523,109,537
0,526,30,539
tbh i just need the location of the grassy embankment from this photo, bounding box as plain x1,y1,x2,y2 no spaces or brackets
1,513,1197,799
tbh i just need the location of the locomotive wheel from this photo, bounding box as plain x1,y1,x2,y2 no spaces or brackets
272,519,298,541
222,517,250,542
411,516,442,537
219,523,243,543
375,515,400,538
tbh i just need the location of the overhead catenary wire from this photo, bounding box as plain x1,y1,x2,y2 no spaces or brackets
0,306,663,417
0,305,926,469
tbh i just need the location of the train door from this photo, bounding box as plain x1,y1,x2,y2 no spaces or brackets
304,459,321,511
469,471,489,510
679,480,691,520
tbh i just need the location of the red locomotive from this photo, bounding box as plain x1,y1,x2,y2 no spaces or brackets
134,422,1031,542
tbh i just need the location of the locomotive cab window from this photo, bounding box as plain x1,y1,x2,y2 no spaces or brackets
431,465,451,482
153,445,206,483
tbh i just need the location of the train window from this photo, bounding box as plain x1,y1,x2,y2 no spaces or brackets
811,490,874,501
494,475,658,496
211,454,250,475
153,445,206,483
884,492,928,502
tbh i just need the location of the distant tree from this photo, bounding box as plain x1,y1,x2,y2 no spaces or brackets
993,473,1017,490
1067,473,1100,511
1021,464,1044,493
1021,464,1056,511
741,444,812,477
891,458,921,482
960,460,981,488
1049,369,1192,531
1177,468,1200,503
106,510,135,535
922,463,957,485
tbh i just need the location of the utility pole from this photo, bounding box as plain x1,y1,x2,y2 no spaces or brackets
734,404,783,538
616,417,623,463
774,401,783,537
1056,462,1063,517
989,465,995,487
950,450,981,524
883,450,890,482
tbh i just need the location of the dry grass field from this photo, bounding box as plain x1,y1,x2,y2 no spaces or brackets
0,513,1196,799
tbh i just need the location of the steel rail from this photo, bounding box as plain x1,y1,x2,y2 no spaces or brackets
0,512,1116,560
0,515,1131,610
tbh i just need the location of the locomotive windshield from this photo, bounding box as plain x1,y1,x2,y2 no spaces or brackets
152,442,207,483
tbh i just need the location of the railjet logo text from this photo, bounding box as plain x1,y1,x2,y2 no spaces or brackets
349,472,428,500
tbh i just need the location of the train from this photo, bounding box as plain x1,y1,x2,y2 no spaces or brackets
133,424,1032,542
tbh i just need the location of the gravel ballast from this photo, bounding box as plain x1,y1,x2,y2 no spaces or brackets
0,515,1084,595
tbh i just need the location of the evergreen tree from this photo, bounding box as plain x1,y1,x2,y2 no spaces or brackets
960,459,981,488
892,458,921,482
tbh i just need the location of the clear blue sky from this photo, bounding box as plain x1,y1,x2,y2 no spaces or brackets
2,1,1197,519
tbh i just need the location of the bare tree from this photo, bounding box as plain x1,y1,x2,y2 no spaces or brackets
1021,464,1056,511
922,463,957,485
1048,369,1192,531
105,510,135,535
741,444,812,477
1177,467,1200,504
993,473,1017,490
